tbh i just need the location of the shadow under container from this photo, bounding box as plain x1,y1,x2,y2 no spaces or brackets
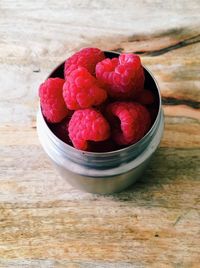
37,51,164,194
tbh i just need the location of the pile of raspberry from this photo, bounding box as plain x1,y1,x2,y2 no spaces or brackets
39,48,156,152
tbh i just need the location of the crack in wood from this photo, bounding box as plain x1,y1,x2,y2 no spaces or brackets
136,34,200,56
108,33,200,59
112,48,123,53
162,97,200,109
127,27,189,42
173,207,194,226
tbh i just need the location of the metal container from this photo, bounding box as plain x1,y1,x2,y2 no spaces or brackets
37,51,164,194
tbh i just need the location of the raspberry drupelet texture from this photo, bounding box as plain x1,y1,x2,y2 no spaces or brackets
68,109,111,151
39,78,68,123
64,47,105,78
96,53,144,99
63,67,107,110
135,89,155,105
106,102,151,145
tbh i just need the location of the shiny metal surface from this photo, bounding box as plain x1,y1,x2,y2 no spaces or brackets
37,51,165,194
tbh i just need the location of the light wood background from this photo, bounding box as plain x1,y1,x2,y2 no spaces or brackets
0,1,200,267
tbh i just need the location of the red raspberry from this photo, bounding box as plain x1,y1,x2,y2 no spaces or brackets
64,47,105,78
96,53,144,99
39,78,68,123
68,109,110,150
63,67,107,110
106,102,151,145
135,89,155,105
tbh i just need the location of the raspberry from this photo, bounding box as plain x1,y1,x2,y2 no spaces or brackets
64,47,105,78
135,89,155,105
39,78,68,123
63,67,107,110
96,53,144,99
68,109,110,150
106,102,151,145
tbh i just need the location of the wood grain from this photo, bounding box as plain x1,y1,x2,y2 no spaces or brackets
0,0,200,267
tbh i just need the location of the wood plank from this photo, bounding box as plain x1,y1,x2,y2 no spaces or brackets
0,147,199,209
0,0,200,266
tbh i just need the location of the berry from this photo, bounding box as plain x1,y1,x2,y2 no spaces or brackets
106,102,151,145
64,47,105,78
39,78,68,123
68,109,110,150
63,67,107,110
96,53,144,99
135,89,155,105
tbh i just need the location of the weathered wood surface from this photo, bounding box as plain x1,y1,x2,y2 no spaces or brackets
0,1,200,267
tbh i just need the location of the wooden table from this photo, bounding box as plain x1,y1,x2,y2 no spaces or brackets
0,1,200,267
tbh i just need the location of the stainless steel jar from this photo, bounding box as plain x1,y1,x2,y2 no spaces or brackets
37,51,164,194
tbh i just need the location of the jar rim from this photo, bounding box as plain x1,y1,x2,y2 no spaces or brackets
39,53,162,157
